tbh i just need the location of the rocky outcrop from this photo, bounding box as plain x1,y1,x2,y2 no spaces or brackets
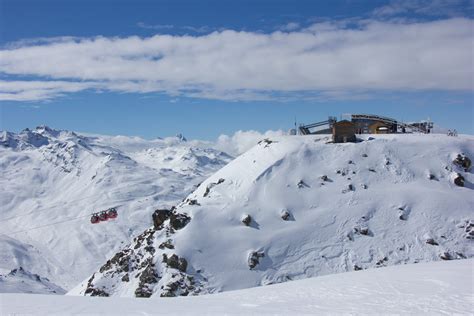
241,214,252,226
453,154,471,171
248,251,265,269
453,173,465,187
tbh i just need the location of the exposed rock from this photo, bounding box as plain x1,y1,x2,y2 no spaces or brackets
297,180,309,188
440,252,452,260
258,138,276,148
425,238,439,246
353,265,362,271
135,259,159,298
428,174,437,181
166,254,180,270
152,209,172,229
453,154,472,171
169,213,191,230
360,184,368,189
121,274,130,282
203,178,225,197
368,168,376,173
248,251,265,269
453,173,465,187
158,239,175,250
359,227,369,235
354,226,370,236
178,258,188,273
84,288,109,297
348,160,354,164
186,199,200,206
281,209,291,221
376,257,388,266
241,214,252,226
100,249,131,273
320,175,329,182
362,153,368,158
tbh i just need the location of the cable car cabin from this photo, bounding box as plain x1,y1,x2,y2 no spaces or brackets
332,120,356,143
90,214,100,224
107,208,118,219
90,208,118,224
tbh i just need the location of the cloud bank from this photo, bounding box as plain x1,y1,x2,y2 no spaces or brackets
0,18,473,101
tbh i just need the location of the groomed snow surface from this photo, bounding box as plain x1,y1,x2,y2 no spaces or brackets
1,259,472,315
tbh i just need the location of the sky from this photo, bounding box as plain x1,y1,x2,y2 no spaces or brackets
0,0,473,139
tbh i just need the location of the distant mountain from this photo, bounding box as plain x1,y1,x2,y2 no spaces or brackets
70,134,474,298
0,267,65,294
0,126,232,292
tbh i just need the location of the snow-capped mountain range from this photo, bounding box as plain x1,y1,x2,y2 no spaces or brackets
69,133,473,298
0,126,233,291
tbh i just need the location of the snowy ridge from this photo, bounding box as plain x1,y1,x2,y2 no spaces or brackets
4,259,473,315
0,267,65,295
0,126,232,291
71,134,474,298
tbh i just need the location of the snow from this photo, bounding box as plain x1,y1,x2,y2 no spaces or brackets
0,267,65,294
0,127,232,291
72,133,474,298
1,259,473,315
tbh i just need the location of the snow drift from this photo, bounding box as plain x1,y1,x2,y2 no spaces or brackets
3,259,473,315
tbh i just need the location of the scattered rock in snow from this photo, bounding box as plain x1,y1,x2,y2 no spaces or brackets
375,257,388,267
280,209,291,221
440,252,452,260
428,173,437,181
353,265,362,271
169,213,191,230
248,251,265,269
361,184,368,189
158,239,174,250
342,184,354,193
135,259,159,298
398,207,409,220
241,214,252,226
84,287,109,297
186,199,200,206
297,180,309,188
354,226,370,236
165,254,187,272
258,138,277,148
453,173,465,187
320,175,329,182
152,209,173,229
459,220,474,239
453,154,472,171
203,178,225,197
425,238,439,246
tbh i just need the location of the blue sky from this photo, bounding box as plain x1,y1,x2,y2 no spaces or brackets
0,0,473,139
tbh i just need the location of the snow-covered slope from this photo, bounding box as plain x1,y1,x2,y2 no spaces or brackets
0,267,65,294
4,259,473,315
0,126,232,291
71,134,474,298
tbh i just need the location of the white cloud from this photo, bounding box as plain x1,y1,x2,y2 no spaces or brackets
1,18,473,102
214,130,286,156
373,0,472,17
280,22,300,31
